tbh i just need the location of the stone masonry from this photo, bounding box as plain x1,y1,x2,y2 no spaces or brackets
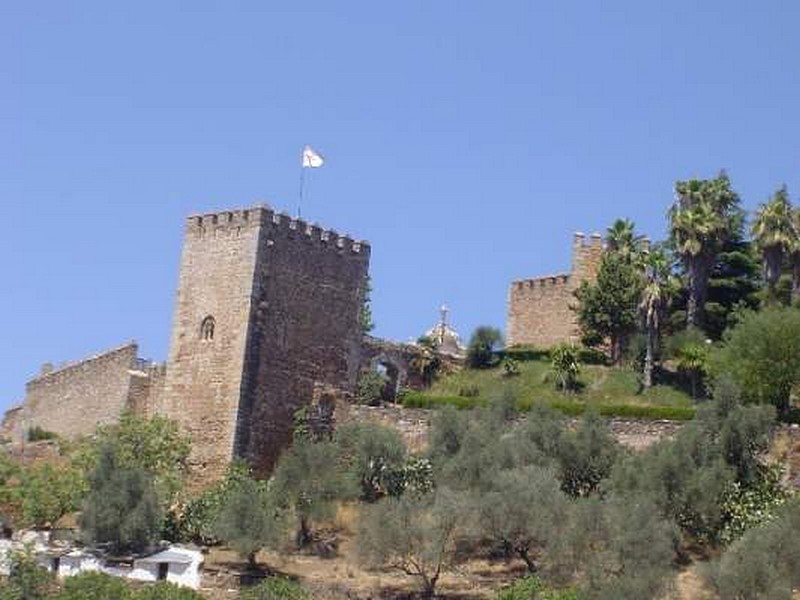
4,343,163,442
160,206,370,483
506,232,603,348
6,205,370,489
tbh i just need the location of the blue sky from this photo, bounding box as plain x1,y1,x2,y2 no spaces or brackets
2,2,800,410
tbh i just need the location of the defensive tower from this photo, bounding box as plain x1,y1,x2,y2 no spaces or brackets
506,232,603,348
161,206,370,484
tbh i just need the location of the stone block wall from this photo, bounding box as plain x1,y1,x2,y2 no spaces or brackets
160,209,264,485
160,206,371,485
21,343,144,440
235,211,371,478
507,232,603,348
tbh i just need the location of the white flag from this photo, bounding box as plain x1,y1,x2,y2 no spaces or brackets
302,145,324,168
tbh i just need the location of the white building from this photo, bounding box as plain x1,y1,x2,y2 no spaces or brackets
130,546,204,589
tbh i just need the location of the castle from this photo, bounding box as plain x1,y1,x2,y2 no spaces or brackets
3,206,370,485
3,207,602,487
506,232,603,348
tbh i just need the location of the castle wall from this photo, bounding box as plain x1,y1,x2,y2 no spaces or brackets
160,206,371,485
128,363,167,417
160,209,262,484
22,343,141,440
236,212,371,477
507,233,603,348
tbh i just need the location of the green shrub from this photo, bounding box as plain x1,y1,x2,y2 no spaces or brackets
466,326,504,369
708,500,800,599
713,306,800,418
495,576,579,600
495,576,544,600
54,571,133,600
457,385,480,398
167,460,252,545
213,476,285,568
719,465,791,544
402,392,484,410
663,328,708,359
335,422,407,502
239,577,308,600
271,439,356,547
502,357,521,377
404,392,696,421
79,445,163,554
26,426,57,442
135,582,205,599
355,370,386,406
501,346,550,362
547,344,581,393
0,548,55,600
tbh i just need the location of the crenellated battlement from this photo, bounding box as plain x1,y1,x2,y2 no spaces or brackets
508,229,605,348
572,231,604,249
187,205,370,255
512,273,571,289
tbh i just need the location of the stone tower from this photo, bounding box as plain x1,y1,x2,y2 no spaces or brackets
506,232,603,348
161,206,370,485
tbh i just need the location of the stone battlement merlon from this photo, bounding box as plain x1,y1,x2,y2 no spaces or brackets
512,273,571,289
187,205,370,255
572,231,604,249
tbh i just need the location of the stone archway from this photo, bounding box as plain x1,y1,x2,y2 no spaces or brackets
369,354,405,402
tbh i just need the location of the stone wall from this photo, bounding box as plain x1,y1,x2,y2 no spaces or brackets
235,211,370,478
343,404,684,452
507,232,603,348
160,206,371,485
22,343,143,440
160,209,264,485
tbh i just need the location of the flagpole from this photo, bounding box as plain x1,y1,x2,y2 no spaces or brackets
298,148,306,218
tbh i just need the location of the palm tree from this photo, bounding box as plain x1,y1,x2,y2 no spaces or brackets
668,174,741,329
639,249,676,389
789,207,800,305
752,186,793,298
606,218,645,262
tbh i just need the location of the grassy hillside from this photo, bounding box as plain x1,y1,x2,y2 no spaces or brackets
404,358,696,420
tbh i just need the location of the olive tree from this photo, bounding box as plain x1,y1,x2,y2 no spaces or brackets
213,476,286,569
358,489,465,598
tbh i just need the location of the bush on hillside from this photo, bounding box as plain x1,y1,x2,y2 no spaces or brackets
355,370,386,406
79,445,163,554
708,500,800,599
713,306,800,418
466,326,504,369
212,476,286,569
547,344,581,393
239,577,308,600
358,489,465,599
26,426,57,442
335,422,407,502
53,572,133,600
271,439,356,547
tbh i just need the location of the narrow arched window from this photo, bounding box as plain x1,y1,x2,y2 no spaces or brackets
200,316,215,341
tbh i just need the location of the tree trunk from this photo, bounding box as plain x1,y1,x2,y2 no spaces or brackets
643,325,655,389
686,256,711,329
421,574,438,599
792,254,800,305
763,246,783,300
296,515,312,548
517,547,538,573
610,334,621,365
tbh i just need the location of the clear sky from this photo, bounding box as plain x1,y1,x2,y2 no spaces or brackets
2,2,800,410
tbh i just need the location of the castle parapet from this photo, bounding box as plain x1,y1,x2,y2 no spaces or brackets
512,273,571,289
187,205,370,255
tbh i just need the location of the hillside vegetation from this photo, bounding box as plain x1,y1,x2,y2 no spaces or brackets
404,357,695,420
